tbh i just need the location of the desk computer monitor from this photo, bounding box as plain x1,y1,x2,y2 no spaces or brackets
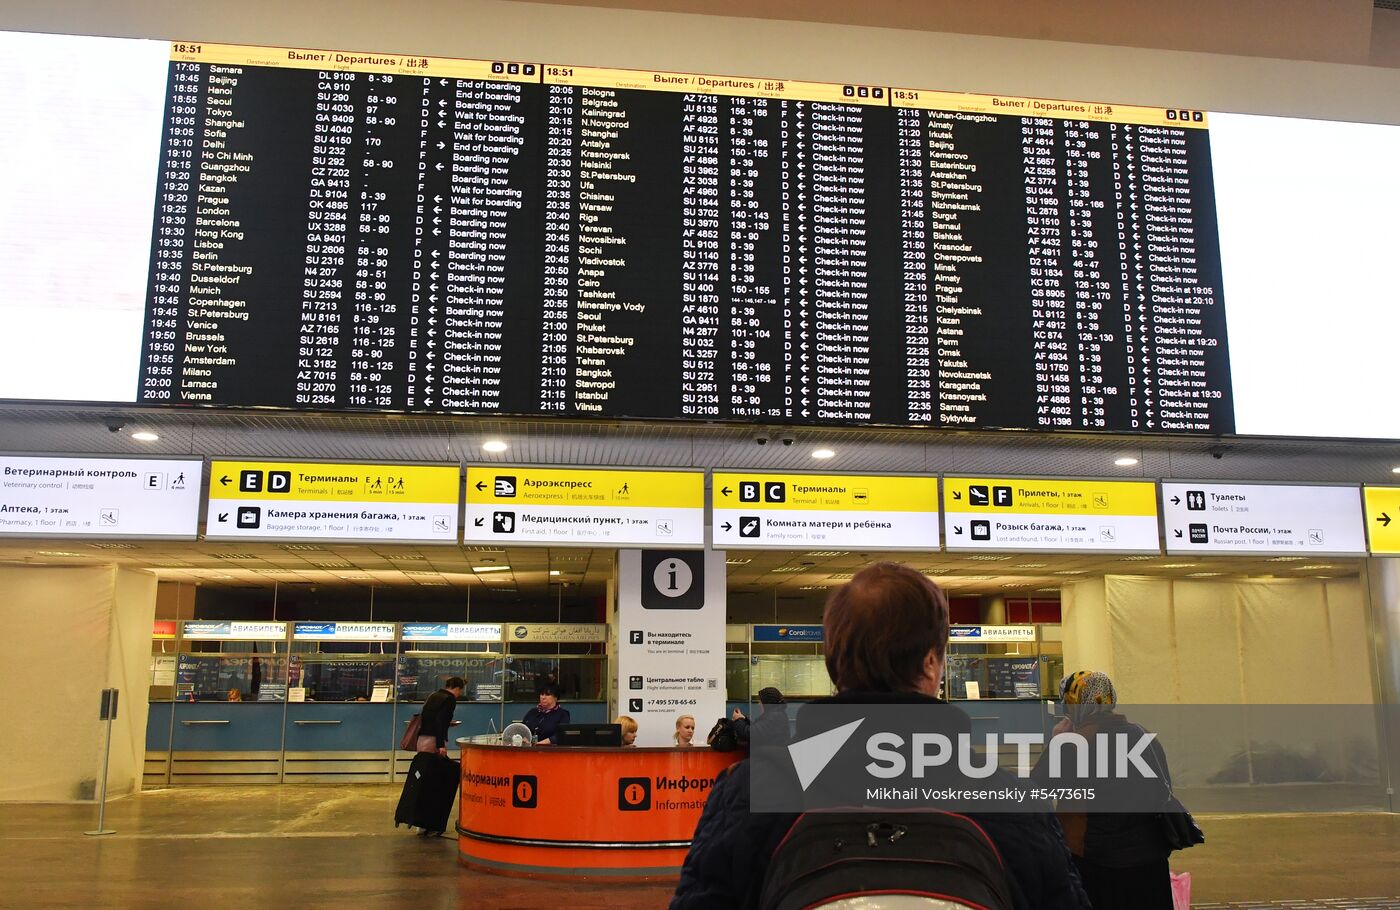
555,723,623,747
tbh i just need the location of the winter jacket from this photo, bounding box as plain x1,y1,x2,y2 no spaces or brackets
671,691,1091,910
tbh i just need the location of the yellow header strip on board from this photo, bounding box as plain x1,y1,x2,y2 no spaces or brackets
943,477,1159,516
890,87,1207,129
171,41,536,82
542,64,888,105
712,473,937,513
1363,486,1400,555
210,461,460,504
466,467,703,509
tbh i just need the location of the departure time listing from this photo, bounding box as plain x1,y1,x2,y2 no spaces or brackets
136,44,1234,435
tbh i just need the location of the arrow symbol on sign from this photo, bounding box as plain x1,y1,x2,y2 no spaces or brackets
721,522,732,532
1171,496,1181,505
1174,529,1183,538
720,486,732,497
474,481,486,491
219,475,231,486
953,526,964,535
952,491,962,501
217,512,228,522
1379,513,1393,527
474,517,485,527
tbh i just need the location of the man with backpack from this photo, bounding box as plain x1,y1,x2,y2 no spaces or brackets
670,564,1090,910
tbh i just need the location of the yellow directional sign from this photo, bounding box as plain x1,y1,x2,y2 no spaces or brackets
465,467,703,546
206,460,459,542
712,472,939,549
943,476,1159,552
1363,485,1400,555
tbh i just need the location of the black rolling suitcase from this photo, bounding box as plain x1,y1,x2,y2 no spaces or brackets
395,752,461,835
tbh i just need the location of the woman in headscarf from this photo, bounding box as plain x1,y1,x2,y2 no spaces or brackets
1040,670,1175,910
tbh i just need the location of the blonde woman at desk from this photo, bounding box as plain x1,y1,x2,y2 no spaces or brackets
673,714,697,747
617,715,639,747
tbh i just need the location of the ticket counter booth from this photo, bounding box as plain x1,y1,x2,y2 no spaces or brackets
726,623,832,717
393,622,507,781
147,619,612,786
283,621,399,782
944,624,1063,742
147,621,290,786
500,623,609,727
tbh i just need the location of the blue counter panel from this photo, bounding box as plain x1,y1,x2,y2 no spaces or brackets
146,703,174,751
282,703,397,751
170,702,286,751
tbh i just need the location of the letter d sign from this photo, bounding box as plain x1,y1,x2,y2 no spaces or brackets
269,471,292,494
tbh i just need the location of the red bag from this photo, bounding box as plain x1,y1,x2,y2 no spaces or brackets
399,713,422,751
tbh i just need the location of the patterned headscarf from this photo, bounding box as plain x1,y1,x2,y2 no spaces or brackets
1060,670,1117,722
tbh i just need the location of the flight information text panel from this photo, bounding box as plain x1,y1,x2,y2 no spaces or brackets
137,44,1233,433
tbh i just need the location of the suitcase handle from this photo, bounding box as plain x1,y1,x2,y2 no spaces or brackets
180,720,231,726
293,720,343,725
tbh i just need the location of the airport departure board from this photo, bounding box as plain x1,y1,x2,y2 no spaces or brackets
137,43,1234,433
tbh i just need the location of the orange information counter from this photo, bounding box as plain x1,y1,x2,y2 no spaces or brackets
456,742,743,882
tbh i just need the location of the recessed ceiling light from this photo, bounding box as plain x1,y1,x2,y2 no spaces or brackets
1392,466,1400,474
1114,456,1139,467
1157,563,1199,569
131,431,160,442
725,557,753,565
482,440,508,453
473,565,511,573
37,550,84,557
1053,570,1088,575
1297,564,1334,570
549,570,562,576
1187,572,1223,577
811,448,835,459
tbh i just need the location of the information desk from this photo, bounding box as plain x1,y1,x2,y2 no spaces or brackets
456,742,742,881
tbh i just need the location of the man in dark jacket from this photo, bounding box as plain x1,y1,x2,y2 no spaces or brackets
671,564,1089,910
417,677,464,755
733,686,792,747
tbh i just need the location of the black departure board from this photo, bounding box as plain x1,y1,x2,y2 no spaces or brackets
138,44,1234,434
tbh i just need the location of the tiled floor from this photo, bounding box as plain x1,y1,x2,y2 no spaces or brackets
0,786,1395,909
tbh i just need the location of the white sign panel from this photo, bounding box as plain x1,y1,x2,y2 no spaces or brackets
206,460,459,543
712,472,939,550
182,621,287,641
401,622,503,642
617,550,727,747
0,456,202,538
292,621,396,641
949,625,1037,643
465,467,704,547
943,476,1160,553
1162,482,1366,555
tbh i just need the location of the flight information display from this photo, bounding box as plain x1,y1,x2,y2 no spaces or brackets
132,43,1231,432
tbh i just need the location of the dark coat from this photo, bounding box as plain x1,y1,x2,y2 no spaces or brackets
419,688,458,748
671,691,1091,910
521,705,571,744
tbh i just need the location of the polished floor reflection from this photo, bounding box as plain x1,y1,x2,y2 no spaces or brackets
0,786,1395,909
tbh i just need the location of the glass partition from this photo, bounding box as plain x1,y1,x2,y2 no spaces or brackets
289,642,397,702
397,645,505,702
178,641,289,702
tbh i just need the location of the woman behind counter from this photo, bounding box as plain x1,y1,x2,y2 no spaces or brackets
617,715,638,747
521,683,570,745
673,714,696,747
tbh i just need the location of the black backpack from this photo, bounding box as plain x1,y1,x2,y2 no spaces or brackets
707,717,740,752
760,810,1014,910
